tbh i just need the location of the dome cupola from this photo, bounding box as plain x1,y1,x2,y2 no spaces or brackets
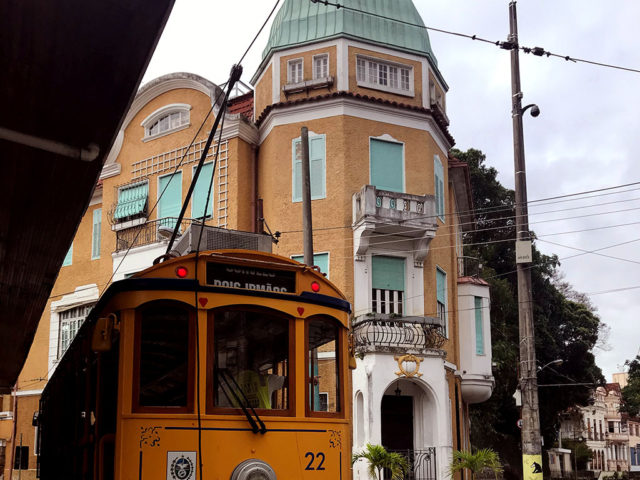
262,0,437,65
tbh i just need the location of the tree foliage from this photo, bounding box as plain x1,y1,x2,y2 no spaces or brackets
451,148,606,479
449,449,503,480
352,444,409,480
620,356,640,416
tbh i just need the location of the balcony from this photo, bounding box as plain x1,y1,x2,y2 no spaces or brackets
114,217,198,252
607,459,629,472
353,185,437,265
605,431,628,443
352,314,446,355
388,448,437,480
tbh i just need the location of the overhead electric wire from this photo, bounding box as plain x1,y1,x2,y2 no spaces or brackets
279,181,640,234
310,0,640,74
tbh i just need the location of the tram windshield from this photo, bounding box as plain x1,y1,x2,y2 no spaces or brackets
212,308,290,410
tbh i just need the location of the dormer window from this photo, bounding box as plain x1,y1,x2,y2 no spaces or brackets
141,103,191,141
356,55,413,97
288,58,303,84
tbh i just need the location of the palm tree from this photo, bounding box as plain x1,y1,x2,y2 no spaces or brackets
352,443,409,480
448,449,503,480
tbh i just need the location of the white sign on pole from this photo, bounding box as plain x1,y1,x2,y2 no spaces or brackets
516,240,532,264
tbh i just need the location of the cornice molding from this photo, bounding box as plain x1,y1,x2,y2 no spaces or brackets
258,95,453,154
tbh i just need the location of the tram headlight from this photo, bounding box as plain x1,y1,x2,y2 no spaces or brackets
230,459,276,480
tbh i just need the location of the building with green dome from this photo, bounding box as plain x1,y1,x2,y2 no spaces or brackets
251,1,494,479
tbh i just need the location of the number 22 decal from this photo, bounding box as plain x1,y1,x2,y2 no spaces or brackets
304,452,326,471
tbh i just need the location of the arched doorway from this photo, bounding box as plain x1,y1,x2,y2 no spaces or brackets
381,389,414,451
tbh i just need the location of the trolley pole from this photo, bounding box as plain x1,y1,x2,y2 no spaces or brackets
300,127,314,266
508,3,543,480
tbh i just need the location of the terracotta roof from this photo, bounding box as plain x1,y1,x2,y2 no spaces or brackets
228,92,254,121
255,90,455,145
606,382,622,394
458,276,489,286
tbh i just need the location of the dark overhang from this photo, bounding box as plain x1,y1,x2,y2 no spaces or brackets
0,0,175,393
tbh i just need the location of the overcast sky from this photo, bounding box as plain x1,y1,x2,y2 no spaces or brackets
143,0,640,380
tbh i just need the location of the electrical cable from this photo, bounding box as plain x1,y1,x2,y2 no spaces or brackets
310,0,640,74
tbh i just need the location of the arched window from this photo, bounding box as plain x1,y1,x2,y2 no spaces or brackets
141,103,191,140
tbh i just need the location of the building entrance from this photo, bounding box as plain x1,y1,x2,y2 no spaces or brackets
381,394,414,451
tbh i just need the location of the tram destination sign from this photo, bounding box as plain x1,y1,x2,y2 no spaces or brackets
206,262,296,293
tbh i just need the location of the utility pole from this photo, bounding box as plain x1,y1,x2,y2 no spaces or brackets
507,2,543,480
300,127,314,265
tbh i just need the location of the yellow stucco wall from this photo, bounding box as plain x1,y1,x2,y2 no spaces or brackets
254,63,273,120
257,114,460,364
277,45,338,104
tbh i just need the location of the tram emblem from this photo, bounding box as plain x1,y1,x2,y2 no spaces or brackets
167,451,196,480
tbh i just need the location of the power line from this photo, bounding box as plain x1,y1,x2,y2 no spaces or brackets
310,0,640,74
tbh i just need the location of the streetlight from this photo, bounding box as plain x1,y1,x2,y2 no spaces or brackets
538,359,563,372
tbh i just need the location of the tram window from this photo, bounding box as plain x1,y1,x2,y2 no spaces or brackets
211,309,290,411
135,304,192,410
307,318,340,413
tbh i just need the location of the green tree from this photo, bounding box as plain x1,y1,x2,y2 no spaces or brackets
450,148,606,479
620,356,640,416
449,449,503,480
352,444,409,480
561,439,592,470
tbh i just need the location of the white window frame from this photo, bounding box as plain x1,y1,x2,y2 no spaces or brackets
356,55,414,97
91,208,101,260
290,251,330,278
48,284,99,377
191,162,214,220
58,304,94,359
434,154,445,222
436,266,448,337
157,171,183,221
369,134,405,193
287,58,304,85
313,53,329,80
113,180,149,229
291,132,327,202
140,103,191,141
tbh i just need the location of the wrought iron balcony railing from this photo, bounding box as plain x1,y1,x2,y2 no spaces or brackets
388,448,437,480
352,315,446,355
114,217,202,252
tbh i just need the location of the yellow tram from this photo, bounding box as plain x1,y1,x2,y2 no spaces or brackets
38,250,352,479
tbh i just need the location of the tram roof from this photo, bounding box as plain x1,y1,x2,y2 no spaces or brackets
0,0,175,393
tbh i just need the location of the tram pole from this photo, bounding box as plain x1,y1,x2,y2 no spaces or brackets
301,127,314,265
507,3,543,480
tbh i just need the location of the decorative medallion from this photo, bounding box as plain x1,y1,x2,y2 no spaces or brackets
376,196,382,207
389,198,396,209
140,426,161,448
394,354,424,378
403,199,410,211
328,430,343,449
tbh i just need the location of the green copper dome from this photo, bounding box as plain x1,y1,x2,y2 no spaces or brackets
262,0,438,65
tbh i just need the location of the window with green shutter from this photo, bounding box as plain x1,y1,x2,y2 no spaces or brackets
62,243,73,267
475,296,484,355
91,208,101,259
371,256,405,315
158,171,182,229
434,155,445,221
436,267,447,335
370,138,404,193
292,134,326,202
192,163,213,220
292,252,329,277
114,181,148,221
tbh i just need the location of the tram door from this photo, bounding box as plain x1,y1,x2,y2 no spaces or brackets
94,339,119,480
381,395,414,451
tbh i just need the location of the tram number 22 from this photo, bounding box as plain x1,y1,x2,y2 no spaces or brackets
304,452,326,471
